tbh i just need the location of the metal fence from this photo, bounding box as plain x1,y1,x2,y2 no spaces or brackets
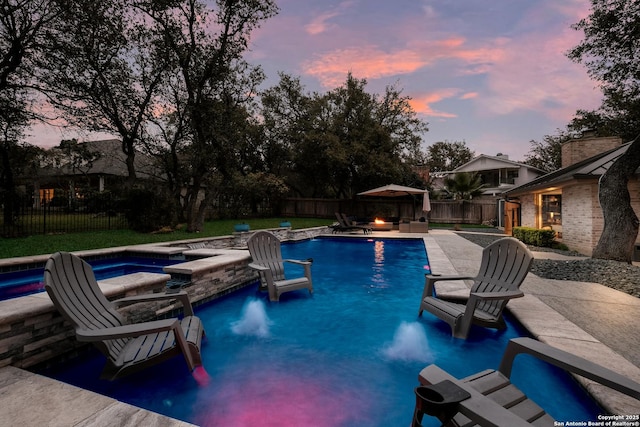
1,190,128,237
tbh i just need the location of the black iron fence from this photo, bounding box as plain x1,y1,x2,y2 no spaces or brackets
1,190,128,237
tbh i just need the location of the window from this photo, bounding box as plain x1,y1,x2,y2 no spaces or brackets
541,194,561,227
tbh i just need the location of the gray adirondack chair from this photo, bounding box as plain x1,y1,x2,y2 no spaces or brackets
415,337,640,426
418,237,533,339
247,231,313,301
44,251,205,380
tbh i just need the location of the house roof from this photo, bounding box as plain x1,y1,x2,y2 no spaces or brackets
451,154,547,175
39,139,161,180
504,142,635,196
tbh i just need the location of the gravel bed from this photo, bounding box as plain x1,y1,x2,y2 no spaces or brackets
457,232,640,298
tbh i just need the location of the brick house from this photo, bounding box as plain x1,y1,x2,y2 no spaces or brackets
504,133,640,256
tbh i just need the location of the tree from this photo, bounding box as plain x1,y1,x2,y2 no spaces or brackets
524,130,572,172
146,0,278,231
38,0,170,186
425,140,474,172
567,0,640,142
260,73,339,197
443,172,485,200
568,0,640,262
0,0,58,229
259,73,428,198
592,135,640,262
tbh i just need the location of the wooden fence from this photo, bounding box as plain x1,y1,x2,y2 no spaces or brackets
280,198,497,224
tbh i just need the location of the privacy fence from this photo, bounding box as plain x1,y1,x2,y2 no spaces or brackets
279,198,497,225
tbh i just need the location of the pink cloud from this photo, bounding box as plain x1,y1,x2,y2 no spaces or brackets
304,1,356,35
409,89,463,118
302,46,429,88
302,37,505,88
305,11,339,35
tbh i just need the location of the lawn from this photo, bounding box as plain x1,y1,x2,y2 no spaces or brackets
0,218,335,259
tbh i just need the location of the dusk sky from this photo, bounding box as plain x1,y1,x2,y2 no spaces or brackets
29,0,603,162
247,0,602,161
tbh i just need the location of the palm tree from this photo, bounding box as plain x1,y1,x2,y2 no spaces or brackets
444,172,485,200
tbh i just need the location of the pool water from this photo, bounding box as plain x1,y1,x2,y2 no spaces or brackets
0,256,181,300
38,237,601,426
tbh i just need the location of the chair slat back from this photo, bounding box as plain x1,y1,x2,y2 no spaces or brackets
471,238,533,316
247,231,285,281
44,252,128,359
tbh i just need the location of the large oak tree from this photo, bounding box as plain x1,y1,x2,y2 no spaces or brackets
145,0,278,231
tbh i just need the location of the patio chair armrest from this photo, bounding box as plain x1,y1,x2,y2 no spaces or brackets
422,274,475,298
248,262,275,288
76,318,180,341
248,262,270,271
113,290,194,317
425,274,475,282
469,290,524,301
499,337,640,399
284,259,313,279
418,364,533,427
283,259,312,266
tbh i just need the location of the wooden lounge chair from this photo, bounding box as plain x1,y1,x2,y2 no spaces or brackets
330,212,372,234
44,251,205,380
247,231,314,302
418,237,533,339
415,337,640,426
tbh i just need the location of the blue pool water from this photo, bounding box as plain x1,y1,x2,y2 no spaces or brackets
0,256,181,301
38,237,601,426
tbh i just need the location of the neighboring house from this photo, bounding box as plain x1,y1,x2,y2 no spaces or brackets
503,133,640,257
432,154,547,198
33,139,162,206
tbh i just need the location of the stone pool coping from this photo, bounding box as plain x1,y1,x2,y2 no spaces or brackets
1,229,639,425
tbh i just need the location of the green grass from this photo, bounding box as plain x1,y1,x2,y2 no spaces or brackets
0,218,334,259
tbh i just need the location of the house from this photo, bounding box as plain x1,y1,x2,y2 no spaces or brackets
33,139,162,206
503,133,640,256
432,154,547,198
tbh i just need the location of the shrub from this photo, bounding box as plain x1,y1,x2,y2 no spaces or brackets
512,226,556,247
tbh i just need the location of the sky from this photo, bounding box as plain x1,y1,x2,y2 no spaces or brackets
28,0,603,162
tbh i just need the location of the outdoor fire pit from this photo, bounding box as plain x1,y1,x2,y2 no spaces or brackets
370,218,394,231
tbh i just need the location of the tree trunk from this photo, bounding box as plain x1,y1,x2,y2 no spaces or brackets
121,137,137,189
592,137,640,262
185,174,206,233
0,145,16,227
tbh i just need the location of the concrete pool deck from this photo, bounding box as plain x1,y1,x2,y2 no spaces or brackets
1,229,639,425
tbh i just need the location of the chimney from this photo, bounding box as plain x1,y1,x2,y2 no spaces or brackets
561,130,622,168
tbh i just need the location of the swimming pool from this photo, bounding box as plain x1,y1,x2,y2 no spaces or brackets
0,256,182,301
38,237,601,426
